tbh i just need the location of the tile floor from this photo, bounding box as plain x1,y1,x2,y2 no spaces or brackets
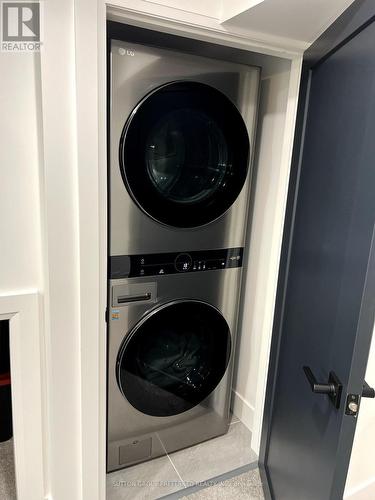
0,416,261,500
181,468,264,499
0,439,16,500
106,414,258,500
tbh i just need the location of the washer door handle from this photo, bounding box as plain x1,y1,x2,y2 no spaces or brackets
117,293,152,304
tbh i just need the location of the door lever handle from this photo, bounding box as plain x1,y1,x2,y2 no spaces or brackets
303,366,343,409
362,380,375,398
303,366,336,394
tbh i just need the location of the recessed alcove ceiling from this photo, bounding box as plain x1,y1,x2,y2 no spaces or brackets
221,0,356,47
142,0,356,50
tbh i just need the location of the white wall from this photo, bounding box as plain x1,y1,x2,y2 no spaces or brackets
232,58,291,433
345,327,375,499
0,52,43,293
0,47,47,500
0,3,83,498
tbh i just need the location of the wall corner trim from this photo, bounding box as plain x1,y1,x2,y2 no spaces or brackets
231,389,255,431
0,291,45,500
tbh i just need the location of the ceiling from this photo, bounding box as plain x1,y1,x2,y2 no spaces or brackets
220,0,356,46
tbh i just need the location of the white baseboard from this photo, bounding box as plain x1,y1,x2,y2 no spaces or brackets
231,389,255,432
345,477,375,499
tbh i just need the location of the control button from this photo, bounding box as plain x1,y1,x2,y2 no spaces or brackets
175,253,192,272
141,264,174,276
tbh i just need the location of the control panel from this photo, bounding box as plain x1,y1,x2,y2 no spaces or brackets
109,248,243,279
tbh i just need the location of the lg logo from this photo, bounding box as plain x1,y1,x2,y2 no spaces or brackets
118,47,135,57
2,1,41,51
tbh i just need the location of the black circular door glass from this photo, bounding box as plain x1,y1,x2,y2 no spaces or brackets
116,301,231,417
146,109,228,204
120,81,250,227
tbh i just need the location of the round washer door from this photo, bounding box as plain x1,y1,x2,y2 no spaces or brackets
119,81,250,228
116,300,231,417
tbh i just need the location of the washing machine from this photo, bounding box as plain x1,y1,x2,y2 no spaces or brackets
107,30,260,472
107,249,243,472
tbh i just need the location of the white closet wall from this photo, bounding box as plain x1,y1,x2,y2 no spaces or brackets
233,57,292,436
0,52,43,293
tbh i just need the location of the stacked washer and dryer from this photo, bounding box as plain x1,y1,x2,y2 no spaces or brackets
107,29,260,472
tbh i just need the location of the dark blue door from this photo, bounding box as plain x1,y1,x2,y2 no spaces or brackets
261,8,375,500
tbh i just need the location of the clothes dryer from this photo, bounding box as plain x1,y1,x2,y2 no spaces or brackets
109,38,260,258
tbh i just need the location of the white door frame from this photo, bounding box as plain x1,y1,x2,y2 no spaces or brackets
0,292,45,500
38,1,303,499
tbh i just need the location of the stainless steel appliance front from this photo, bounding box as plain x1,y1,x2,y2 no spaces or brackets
107,267,242,472
108,33,258,472
110,39,260,256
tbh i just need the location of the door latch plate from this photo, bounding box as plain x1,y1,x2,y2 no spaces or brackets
345,393,360,417
328,371,343,409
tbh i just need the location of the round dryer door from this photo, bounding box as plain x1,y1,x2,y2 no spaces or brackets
119,81,250,228
116,300,231,417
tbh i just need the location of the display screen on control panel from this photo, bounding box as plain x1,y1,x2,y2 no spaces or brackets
109,248,243,279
